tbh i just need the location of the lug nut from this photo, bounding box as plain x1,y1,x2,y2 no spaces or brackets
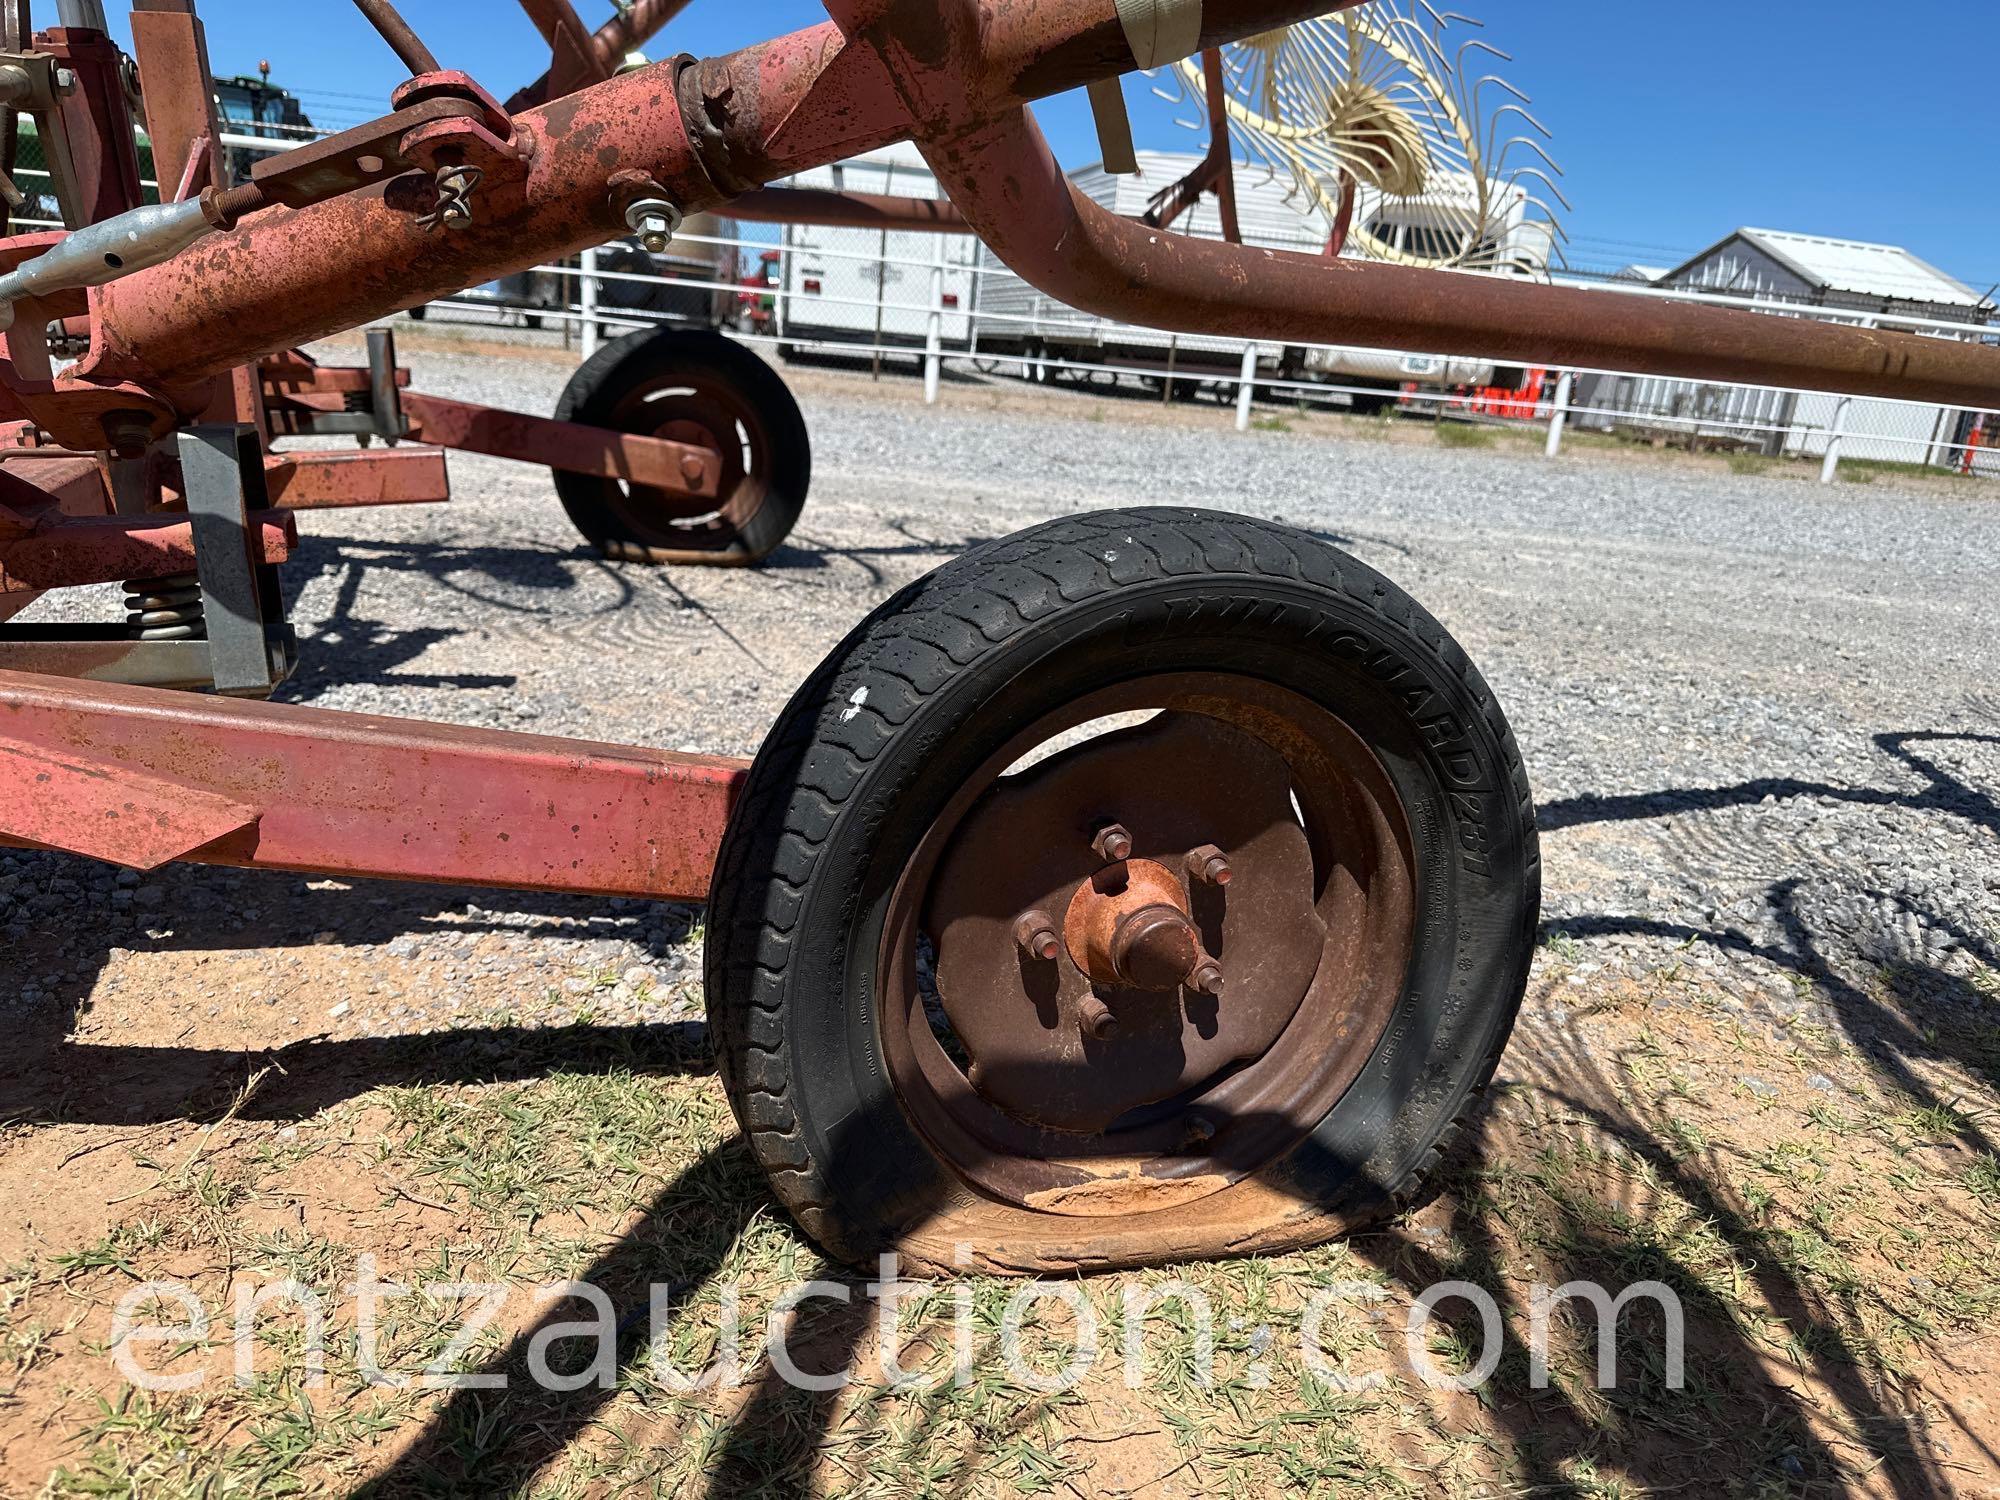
1185,844,1232,886
1091,822,1133,864
1013,909,1061,962
1187,959,1224,997
1078,994,1120,1041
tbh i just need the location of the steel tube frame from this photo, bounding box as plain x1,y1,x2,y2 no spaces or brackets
0,668,748,899
75,0,2000,415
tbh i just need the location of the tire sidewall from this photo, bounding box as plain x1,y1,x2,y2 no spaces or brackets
553,328,811,562
776,570,1536,1246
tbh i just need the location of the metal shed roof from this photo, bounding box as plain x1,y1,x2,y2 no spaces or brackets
1724,229,1987,309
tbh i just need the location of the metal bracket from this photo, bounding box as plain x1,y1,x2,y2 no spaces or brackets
367,326,408,442
177,423,296,697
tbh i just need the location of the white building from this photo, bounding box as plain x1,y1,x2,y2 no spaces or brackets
1578,228,1996,466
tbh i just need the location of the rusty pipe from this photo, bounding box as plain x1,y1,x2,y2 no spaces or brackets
84,0,2000,412
593,0,696,67
351,0,441,76
726,187,969,233
84,0,1350,389
919,106,2000,409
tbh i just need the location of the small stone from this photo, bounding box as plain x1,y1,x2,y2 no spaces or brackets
1738,1075,1778,1100
327,1001,350,1019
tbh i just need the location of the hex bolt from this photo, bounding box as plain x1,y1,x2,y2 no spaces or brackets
1078,994,1120,1041
53,66,77,96
624,197,683,255
1013,909,1061,963
1188,959,1224,997
678,451,707,485
1184,844,1232,886
1090,822,1133,864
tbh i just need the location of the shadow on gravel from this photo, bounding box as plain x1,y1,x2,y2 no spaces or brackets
766,517,996,586
4,1021,713,1129
1539,729,2000,1156
0,864,705,1126
1354,1027,1958,1499
276,534,647,703
1540,731,2000,840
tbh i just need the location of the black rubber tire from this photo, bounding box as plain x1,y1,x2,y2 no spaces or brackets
553,327,810,567
1348,391,1397,418
706,508,1540,1274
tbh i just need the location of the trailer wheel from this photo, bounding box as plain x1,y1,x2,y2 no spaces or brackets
708,508,1539,1273
553,328,810,567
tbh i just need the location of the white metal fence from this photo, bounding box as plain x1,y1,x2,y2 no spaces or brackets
442,225,2000,483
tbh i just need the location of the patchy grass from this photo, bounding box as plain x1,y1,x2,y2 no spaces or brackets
5,962,1999,1496
1727,453,1778,477
1434,422,1496,449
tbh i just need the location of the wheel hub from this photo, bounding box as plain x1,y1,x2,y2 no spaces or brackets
923,712,1327,1134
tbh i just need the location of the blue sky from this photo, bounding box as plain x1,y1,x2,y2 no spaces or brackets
113,1,1997,290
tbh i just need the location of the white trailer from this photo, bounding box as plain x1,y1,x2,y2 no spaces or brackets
969,152,1548,405
775,143,980,361
970,151,1307,389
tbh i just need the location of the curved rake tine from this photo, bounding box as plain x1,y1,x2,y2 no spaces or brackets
1487,94,1554,141
1500,135,1566,177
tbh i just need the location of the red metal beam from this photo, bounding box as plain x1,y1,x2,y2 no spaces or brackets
263,447,451,509
0,670,749,900
0,509,295,593
907,50,2000,408
399,391,722,498
128,1,227,203
83,1,1339,389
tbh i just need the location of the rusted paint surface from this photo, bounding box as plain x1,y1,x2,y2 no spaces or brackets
506,0,694,110
128,2,227,204
0,509,295,593
78,1,1339,392
919,106,2000,409
83,57,724,391
925,710,1324,1136
76,0,2000,416
262,448,450,510
0,669,751,899
0,729,257,868
400,391,721,497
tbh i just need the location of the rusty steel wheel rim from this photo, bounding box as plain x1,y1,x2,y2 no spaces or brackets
602,370,770,549
878,673,1416,1216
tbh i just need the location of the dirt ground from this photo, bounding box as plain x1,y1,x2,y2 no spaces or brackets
1,333,1997,1497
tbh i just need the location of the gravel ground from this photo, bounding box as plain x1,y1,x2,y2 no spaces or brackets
4,334,1997,1086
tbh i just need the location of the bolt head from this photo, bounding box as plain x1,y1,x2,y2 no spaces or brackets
1014,911,1061,962
54,67,77,95
1185,844,1232,886
1091,823,1134,864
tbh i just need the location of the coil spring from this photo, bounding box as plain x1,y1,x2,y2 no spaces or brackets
124,573,205,640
